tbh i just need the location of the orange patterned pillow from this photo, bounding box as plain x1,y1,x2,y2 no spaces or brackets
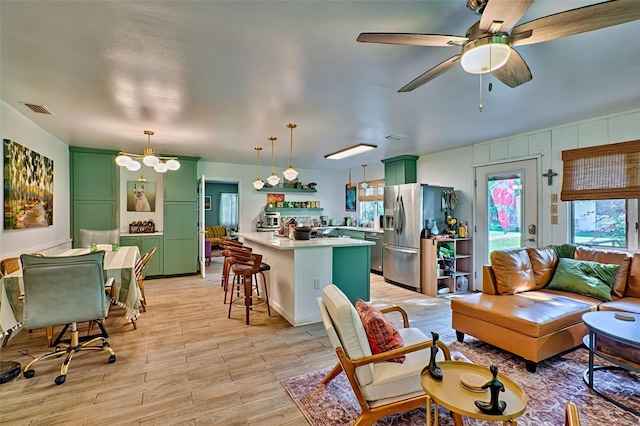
355,299,405,363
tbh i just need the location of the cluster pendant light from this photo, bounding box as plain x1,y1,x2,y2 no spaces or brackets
266,136,280,186
115,130,180,173
252,147,265,190
282,123,299,181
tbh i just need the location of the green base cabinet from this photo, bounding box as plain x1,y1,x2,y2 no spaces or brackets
332,246,371,303
119,235,164,277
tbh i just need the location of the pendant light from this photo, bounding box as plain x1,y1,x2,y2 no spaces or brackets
266,136,280,186
115,130,180,173
282,123,299,181
252,147,265,190
360,164,369,189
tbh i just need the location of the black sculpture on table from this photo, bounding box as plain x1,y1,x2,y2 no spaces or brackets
474,364,506,414
427,331,443,381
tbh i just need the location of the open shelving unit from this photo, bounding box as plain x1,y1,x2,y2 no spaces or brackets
420,238,472,297
264,207,323,214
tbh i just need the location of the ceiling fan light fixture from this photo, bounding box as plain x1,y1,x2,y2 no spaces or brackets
461,35,511,74
325,143,377,160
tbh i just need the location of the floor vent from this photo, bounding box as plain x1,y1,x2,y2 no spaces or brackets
23,103,54,115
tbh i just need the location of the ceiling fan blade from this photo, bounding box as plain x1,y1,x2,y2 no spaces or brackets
479,0,534,33
398,55,461,92
512,0,640,47
491,48,532,88
357,33,468,47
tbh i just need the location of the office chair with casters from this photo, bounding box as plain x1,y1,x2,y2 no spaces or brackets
20,251,116,385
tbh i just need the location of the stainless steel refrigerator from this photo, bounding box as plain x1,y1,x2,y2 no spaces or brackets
383,183,452,290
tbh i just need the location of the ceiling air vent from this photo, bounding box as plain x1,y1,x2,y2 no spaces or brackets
22,103,54,115
384,134,406,141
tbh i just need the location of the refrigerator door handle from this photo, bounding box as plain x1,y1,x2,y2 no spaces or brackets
397,195,405,234
393,195,400,235
385,246,418,254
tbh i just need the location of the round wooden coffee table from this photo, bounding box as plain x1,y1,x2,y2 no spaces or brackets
582,311,640,416
420,361,527,425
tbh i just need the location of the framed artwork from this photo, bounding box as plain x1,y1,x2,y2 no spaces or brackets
126,181,156,212
204,195,212,211
3,139,54,229
345,185,357,212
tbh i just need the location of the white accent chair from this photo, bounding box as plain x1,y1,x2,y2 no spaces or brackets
80,228,120,248
317,284,453,426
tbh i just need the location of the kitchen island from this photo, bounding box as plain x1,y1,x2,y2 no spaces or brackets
237,232,373,326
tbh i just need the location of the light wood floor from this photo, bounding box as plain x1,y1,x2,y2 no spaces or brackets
0,258,454,425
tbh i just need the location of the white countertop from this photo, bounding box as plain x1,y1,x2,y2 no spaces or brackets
238,232,374,250
327,226,383,234
120,232,164,237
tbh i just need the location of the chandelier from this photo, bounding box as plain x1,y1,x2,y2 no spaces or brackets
282,123,299,181
267,136,280,186
252,146,265,190
115,130,180,173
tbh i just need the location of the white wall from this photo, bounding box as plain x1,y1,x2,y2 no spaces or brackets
0,101,71,256
197,161,381,232
417,107,640,288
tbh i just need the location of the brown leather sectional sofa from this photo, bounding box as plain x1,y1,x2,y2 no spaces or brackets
451,245,640,372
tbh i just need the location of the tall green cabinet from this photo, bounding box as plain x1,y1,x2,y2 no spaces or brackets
163,157,199,275
70,147,119,248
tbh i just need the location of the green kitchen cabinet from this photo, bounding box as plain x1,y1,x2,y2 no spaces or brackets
382,155,418,185
70,147,118,248
164,157,199,202
119,235,164,277
163,156,199,275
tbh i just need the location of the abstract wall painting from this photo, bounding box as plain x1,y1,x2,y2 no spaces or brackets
3,139,54,229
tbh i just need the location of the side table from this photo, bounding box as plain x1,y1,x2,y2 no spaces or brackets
582,311,640,416
420,361,527,426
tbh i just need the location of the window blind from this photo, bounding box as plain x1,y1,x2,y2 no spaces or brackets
561,140,640,201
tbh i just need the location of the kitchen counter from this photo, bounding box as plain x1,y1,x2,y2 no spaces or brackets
238,232,373,326
325,226,383,234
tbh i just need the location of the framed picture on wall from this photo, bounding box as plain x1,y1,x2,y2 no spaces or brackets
345,185,356,212
204,195,212,211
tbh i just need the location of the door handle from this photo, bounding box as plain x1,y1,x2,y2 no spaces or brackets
526,237,536,243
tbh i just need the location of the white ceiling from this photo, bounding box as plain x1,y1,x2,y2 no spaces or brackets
1,1,639,172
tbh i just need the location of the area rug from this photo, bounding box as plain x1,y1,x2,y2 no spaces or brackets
282,337,639,425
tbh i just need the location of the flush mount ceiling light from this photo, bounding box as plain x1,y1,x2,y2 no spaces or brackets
282,123,299,181
115,130,180,173
360,164,369,189
252,146,265,190
325,143,377,160
266,136,280,186
460,35,511,74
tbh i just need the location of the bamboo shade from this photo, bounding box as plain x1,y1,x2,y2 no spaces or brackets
561,140,640,201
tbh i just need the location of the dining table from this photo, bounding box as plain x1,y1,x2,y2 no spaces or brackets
0,246,142,346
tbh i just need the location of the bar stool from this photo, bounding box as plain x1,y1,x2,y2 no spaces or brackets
221,245,253,303
227,253,271,324
220,239,249,287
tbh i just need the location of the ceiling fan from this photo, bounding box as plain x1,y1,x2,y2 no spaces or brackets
357,0,640,92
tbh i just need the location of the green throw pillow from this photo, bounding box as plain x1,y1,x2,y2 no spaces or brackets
547,258,618,301
550,243,577,259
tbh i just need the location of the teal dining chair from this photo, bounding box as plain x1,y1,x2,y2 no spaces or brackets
19,251,116,385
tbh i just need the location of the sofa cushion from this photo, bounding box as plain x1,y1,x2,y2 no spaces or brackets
451,291,598,338
490,248,536,295
574,246,631,297
598,298,640,314
626,253,640,297
547,258,618,301
527,247,558,289
355,299,405,363
550,243,577,259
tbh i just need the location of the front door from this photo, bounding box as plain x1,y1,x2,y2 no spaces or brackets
475,159,539,276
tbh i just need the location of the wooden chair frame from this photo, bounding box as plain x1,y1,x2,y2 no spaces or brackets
321,303,453,426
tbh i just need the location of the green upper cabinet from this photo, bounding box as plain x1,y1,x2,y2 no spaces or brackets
381,155,418,185
164,157,199,202
70,148,118,201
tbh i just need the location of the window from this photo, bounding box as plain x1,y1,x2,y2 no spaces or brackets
358,179,384,226
219,193,238,230
359,201,383,227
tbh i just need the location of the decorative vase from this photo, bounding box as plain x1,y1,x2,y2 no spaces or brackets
430,220,439,236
